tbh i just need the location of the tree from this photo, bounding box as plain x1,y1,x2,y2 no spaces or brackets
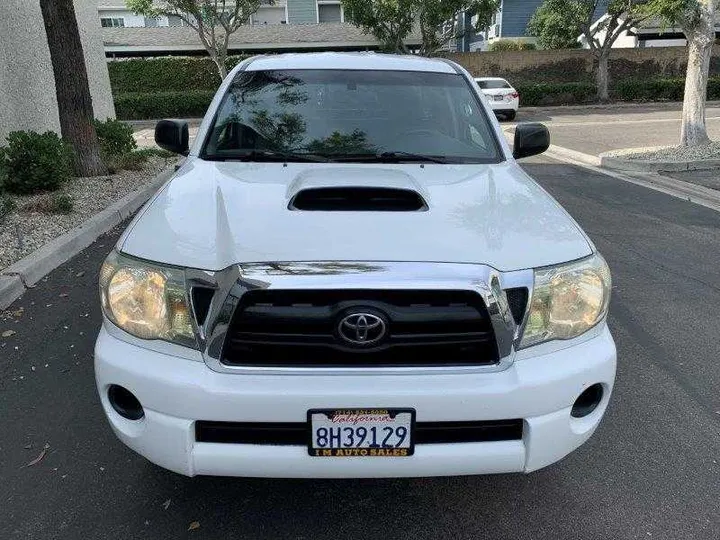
341,0,416,53
642,0,718,146
528,0,587,49
341,0,499,54
417,0,500,55
126,0,261,79
39,0,107,177
527,1,652,101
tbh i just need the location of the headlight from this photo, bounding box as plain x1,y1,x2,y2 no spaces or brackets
520,253,611,348
99,251,196,348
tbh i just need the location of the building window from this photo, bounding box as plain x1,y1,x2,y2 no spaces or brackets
167,15,188,27
100,17,125,28
318,2,342,23
144,16,160,28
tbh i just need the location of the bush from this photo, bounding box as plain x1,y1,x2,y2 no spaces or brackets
612,77,720,102
114,91,214,120
94,118,136,156
488,40,523,52
22,193,74,215
108,56,247,94
106,148,175,173
515,82,596,106
2,131,73,194
51,193,74,214
518,42,537,51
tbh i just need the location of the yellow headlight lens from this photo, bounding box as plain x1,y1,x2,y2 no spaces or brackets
108,267,169,339
99,251,196,347
520,253,611,348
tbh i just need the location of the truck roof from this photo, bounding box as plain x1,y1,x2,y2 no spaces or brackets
245,52,459,73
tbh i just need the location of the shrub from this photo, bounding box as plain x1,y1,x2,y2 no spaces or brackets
51,193,74,214
2,131,73,194
488,40,523,52
515,82,596,106
114,91,214,120
108,56,248,94
94,118,137,156
518,42,537,51
106,148,175,173
0,154,7,192
22,193,74,215
612,77,720,102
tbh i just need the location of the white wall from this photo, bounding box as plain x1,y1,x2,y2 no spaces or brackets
0,0,115,143
252,6,286,25
98,9,148,27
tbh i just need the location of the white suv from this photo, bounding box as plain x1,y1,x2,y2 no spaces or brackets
95,53,615,478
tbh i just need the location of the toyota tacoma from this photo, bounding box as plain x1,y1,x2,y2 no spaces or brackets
95,53,616,478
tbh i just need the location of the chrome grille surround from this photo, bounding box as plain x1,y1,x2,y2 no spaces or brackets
186,261,534,375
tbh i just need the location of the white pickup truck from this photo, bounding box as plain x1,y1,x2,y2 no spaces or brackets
95,52,616,478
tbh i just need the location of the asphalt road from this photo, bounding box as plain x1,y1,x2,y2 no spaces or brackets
2,157,720,539
514,102,720,156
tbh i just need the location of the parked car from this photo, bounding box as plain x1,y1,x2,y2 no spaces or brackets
95,52,615,478
475,77,520,121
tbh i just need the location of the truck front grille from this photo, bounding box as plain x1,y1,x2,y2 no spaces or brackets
221,289,499,368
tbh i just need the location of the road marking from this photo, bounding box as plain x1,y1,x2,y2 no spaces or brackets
544,146,720,214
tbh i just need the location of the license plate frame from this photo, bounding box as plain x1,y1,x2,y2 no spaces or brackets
307,408,416,457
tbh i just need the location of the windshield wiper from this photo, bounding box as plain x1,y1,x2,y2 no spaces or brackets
327,151,450,164
376,151,450,164
204,149,332,163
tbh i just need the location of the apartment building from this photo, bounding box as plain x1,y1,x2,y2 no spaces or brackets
98,0,347,28
99,0,424,56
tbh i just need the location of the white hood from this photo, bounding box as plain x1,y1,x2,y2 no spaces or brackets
119,159,593,272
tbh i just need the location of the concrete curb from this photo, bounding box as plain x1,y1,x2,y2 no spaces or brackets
0,164,177,310
600,154,720,173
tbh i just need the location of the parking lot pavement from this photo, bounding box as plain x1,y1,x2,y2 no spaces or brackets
1,158,720,539
513,102,720,156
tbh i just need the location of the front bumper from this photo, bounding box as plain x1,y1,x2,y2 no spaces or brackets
94,324,616,478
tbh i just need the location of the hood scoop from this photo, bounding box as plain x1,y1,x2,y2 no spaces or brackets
288,187,428,212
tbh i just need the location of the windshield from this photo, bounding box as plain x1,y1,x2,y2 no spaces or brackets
202,69,503,164
476,79,511,90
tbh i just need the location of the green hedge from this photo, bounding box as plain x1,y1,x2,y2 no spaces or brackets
113,77,720,120
613,77,720,101
108,56,247,93
115,90,215,120
516,82,596,106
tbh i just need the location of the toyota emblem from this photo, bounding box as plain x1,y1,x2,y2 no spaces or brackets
337,312,387,346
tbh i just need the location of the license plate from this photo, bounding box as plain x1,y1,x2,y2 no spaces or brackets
308,408,415,457
494,95,505,101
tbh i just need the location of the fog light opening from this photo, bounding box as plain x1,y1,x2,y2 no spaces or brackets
108,385,144,421
571,384,604,419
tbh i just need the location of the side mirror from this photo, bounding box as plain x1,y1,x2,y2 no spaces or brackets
513,123,550,160
155,119,189,155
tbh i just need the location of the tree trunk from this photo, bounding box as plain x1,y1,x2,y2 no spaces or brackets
680,0,715,147
39,0,107,177
212,55,228,80
595,52,610,102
